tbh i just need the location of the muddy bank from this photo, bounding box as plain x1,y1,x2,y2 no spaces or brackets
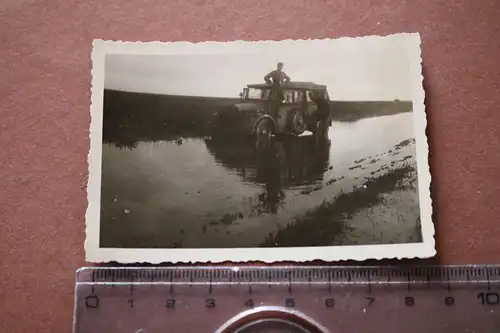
260,162,419,247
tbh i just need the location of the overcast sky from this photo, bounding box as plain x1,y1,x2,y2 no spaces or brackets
104,38,414,101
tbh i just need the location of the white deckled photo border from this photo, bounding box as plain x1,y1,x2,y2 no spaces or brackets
85,33,435,263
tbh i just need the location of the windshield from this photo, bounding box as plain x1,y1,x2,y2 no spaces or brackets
246,88,270,100
265,89,294,103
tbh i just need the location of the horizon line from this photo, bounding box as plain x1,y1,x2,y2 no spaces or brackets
103,88,412,103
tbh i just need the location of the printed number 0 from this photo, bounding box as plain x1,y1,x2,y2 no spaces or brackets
478,292,500,305
85,296,99,308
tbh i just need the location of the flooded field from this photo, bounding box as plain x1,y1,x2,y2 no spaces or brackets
99,94,422,248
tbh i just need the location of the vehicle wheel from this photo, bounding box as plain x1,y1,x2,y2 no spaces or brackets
288,109,307,135
254,118,275,139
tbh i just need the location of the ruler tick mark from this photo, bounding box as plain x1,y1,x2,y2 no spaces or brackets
169,273,174,295
288,274,292,294
130,272,135,295
486,269,491,291
367,273,372,293
446,269,451,292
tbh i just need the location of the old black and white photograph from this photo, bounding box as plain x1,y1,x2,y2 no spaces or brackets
86,34,434,263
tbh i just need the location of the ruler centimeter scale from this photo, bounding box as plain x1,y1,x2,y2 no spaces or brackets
73,265,500,333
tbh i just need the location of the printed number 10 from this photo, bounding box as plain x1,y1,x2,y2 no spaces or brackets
477,292,500,305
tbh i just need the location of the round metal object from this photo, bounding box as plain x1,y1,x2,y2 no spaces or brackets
288,109,307,135
214,306,329,333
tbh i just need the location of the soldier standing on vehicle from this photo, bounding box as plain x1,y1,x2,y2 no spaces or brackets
264,62,291,85
264,62,290,115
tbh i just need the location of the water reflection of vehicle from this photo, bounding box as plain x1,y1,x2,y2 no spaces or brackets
204,135,331,189
205,135,330,214
211,82,332,138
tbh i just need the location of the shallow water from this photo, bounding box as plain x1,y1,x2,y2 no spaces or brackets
100,112,422,248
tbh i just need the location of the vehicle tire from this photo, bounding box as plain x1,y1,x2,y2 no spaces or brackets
254,118,275,139
288,109,307,135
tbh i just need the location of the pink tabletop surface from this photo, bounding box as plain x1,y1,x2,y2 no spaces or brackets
1,1,500,332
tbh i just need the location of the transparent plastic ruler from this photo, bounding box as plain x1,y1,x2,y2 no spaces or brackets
73,265,500,333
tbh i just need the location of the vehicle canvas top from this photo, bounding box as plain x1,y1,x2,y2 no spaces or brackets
246,81,327,90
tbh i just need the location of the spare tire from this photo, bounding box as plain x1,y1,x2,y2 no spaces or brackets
288,109,307,135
